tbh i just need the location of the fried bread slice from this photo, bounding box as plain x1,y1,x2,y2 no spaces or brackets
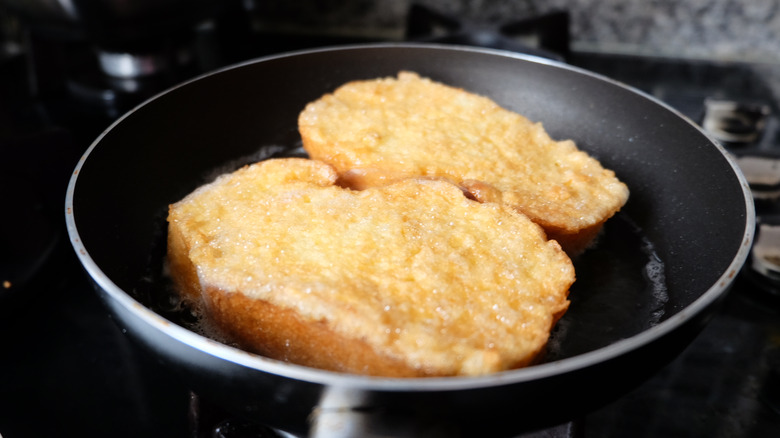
298,71,630,256
167,158,574,377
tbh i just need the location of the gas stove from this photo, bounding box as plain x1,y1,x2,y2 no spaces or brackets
1,4,780,438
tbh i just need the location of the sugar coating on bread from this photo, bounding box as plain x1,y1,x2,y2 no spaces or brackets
298,71,629,256
167,158,574,377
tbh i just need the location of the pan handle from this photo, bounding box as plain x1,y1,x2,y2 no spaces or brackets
308,386,456,438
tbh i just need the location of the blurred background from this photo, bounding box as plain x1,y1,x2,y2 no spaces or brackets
237,0,780,63
2,0,780,130
2,0,780,115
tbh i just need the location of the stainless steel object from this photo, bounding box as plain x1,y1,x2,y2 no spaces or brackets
65,44,754,437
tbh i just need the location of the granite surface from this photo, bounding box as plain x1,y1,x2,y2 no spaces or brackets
246,0,780,64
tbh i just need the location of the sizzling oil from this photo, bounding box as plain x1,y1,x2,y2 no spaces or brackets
545,213,669,361
136,144,668,365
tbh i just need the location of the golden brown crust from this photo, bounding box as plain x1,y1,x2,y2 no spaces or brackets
167,158,575,377
202,286,429,377
299,71,629,256
166,215,201,303
545,220,609,259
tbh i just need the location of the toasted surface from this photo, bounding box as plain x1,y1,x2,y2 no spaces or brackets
167,158,574,377
298,71,629,255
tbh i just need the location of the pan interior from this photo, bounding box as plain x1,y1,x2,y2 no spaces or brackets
132,145,668,364
70,45,750,374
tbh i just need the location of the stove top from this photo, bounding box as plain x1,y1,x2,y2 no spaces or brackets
2,5,780,437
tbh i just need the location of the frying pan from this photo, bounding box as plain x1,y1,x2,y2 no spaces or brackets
65,44,754,437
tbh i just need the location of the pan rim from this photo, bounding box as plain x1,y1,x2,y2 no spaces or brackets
65,42,755,391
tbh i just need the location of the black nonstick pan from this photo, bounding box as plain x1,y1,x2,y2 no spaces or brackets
65,44,754,437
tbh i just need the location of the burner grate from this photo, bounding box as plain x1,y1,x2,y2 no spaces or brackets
406,4,570,61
